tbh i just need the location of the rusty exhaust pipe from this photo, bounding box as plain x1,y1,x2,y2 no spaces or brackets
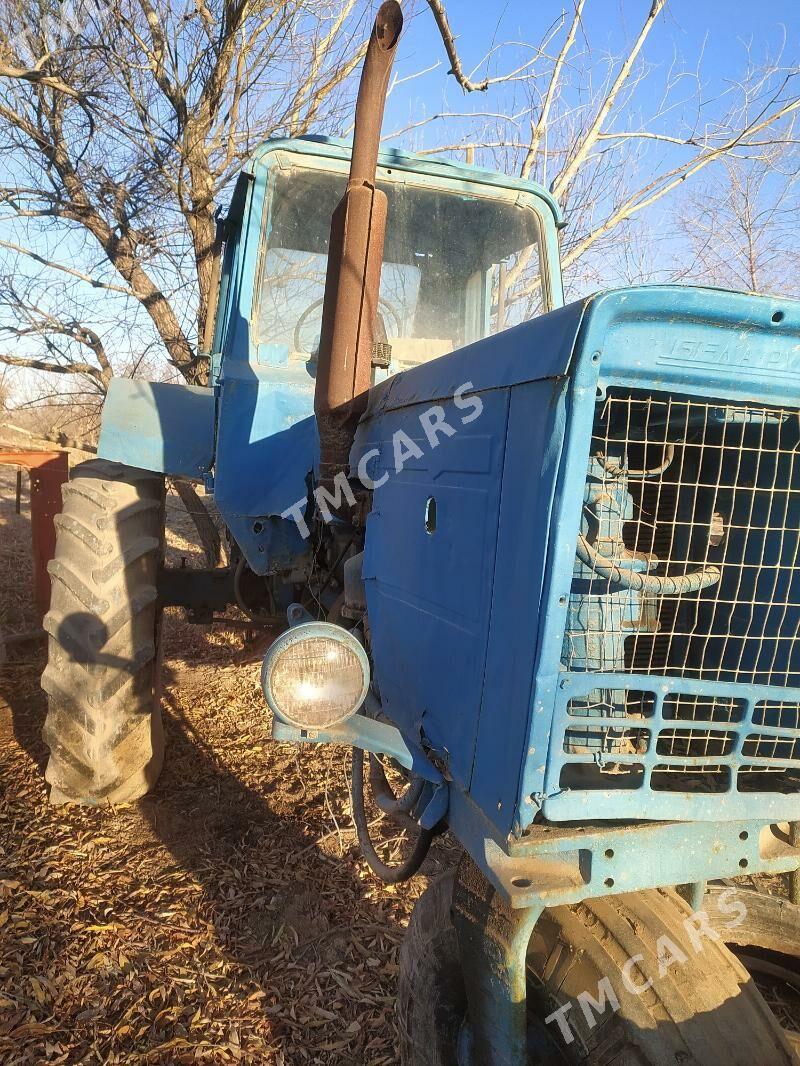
314,0,403,504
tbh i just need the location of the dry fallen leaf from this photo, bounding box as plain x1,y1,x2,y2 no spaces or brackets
0,479,464,1064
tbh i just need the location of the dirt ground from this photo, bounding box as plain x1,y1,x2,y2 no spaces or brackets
1,462,798,1064
0,464,458,1064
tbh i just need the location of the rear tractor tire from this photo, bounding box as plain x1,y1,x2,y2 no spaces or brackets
42,459,166,805
398,872,796,1065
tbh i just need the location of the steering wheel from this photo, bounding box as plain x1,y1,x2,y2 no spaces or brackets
293,295,404,358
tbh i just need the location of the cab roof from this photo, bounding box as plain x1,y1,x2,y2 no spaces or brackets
228,134,563,229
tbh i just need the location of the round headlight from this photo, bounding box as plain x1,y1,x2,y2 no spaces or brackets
261,622,370,730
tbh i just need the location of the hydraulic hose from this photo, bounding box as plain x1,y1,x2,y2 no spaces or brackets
369,755,426,821
575,534,721,596
351,747,433,884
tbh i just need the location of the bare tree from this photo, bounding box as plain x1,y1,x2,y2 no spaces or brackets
0,364,10,411
0,0,379,562
0,0,372,388
421,0,800,298
673,150,800,296
0,273,112,392
2,0,799,398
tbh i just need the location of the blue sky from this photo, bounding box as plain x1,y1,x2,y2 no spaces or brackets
389,0,797,118
383,0,798,161
3,0,798,404
368,0,798,295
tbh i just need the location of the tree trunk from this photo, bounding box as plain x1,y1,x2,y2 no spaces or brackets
173,479,222,568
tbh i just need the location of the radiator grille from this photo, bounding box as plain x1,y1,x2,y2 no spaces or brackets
559,390,800,797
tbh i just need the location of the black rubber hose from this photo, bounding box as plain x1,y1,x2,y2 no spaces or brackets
369,754,426,817
351,748,433,884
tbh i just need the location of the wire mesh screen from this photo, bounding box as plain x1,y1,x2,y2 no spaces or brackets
559,389,800,796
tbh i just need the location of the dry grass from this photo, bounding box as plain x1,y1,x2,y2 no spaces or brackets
0,656,442,1064
0,464,456,1064
0,466,37,637
0,462,798,1063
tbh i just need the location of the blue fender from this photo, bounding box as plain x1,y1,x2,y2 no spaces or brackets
98,378,216,478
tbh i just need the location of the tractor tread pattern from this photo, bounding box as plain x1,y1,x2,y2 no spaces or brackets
397,872,795,1066
42,459,165,805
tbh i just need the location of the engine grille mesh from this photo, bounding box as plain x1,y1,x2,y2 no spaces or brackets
560,391,800,796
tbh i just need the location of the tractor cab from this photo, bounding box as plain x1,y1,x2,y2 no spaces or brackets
193,137,565,568
213,136,564,383
98,137,563,576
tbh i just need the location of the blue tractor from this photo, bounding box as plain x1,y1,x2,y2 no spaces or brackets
41,5,800,1062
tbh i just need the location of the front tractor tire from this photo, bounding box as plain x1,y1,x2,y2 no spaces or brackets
42,460,166,805
398,872,796,1066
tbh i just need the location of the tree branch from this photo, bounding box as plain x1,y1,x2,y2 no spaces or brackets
0,61,88,101
522,0,584,179
0,239,133,295
425,0,489,92
551,0,667,200
0,352,106,385
0,420,96,452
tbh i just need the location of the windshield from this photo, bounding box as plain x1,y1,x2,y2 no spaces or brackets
255,165,547,373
